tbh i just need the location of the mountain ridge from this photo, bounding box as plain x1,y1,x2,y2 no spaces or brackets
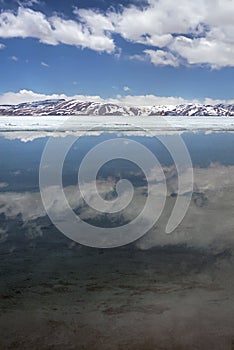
0,99,233,116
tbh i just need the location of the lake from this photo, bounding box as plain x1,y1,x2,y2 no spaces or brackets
1,128,234,349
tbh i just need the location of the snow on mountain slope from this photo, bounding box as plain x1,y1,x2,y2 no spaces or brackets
0,99,233,116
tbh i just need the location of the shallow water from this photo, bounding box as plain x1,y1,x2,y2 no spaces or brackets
1,131,234,349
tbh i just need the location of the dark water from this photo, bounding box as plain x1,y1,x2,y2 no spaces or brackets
1,131,234,350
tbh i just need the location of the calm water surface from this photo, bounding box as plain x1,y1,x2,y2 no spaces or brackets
0,131,234,350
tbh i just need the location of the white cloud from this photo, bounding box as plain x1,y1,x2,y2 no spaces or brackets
123,86,130,92
41,61,49,67
75,0,234,68
50,15,114,53
0,2,233,67
74,7,115,35
129,54,148,62
0,43,5,49
0,89,233,107
17,0,40,6
0,7,115,53
144,49,179,67
171,35,234,69
0,8,56,44
0,89,67,105
108,0,234,67
204,97,234,105
110,94,199,106
10,55,18,61
0,89,104,105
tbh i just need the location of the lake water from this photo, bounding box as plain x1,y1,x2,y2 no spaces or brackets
1,130,234,350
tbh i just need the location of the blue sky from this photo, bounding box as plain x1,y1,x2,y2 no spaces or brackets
0,0,233,105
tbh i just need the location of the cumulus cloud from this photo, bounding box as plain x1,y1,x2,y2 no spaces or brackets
73,0,234,68
86,0,233,68
0,89,103,105
171,35,234,69
0,89,233,106
73,7,115,35
144,50,179,67
0,7,115,53
108,0,234,68
111,94,199,106
0,89,69,105
0,43,5,49
0,1,234,67
0,89,198,106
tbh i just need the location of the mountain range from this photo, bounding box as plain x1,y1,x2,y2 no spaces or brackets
0,99,233,116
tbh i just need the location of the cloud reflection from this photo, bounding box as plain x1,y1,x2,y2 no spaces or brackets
0,164,234,252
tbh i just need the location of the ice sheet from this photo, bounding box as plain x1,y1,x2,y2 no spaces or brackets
1,115,234,132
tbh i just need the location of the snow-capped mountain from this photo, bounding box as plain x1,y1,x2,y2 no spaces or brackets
0,99,233,116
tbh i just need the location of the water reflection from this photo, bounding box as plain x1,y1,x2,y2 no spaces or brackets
0,131,234,349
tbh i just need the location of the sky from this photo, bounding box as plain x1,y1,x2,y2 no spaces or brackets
0,0,233,105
